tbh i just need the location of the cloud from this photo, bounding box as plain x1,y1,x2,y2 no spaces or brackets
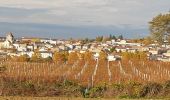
0,0,169,26
0,0,169,38
0,7,47,17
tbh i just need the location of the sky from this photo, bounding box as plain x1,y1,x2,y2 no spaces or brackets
0,0,169,39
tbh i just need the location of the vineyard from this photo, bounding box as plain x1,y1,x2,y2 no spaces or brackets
1,59,170,87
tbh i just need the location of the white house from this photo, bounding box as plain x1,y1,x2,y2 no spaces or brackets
39,47,48,52
163,50,170,57
66,44,74,50
45,43,53,48
127,48,137,53
80,50,86,54
40,51,53,58
57,40,64,44
93,53,99,60
27,45,34,51
137,46,150,52
111,39,117,44
107,55,116,61
7,52,19,57
149,50,159,55
40,39,57,45
19,51,34,57
75,45,82,50
59,45,68,51
107,55,121,61
82,44,90,50
115,47,127,52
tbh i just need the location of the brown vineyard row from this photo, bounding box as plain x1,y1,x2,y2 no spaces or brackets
0,60,170,86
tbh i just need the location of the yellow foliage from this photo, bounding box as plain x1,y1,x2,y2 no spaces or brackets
99,51,107,60
122,52,147,61
52,52,66,63
68,52,78,64
31,38,41,42
11,55,29,62
84,51,93,61
30,51,42,62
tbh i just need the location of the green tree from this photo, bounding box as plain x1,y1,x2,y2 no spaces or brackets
96,36,103,42
112,35,117,40
110,47,116,53
149,13,170,44
109,34,117,40
118,35,123,40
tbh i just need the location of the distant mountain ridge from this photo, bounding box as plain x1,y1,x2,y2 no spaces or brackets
0,22,149,39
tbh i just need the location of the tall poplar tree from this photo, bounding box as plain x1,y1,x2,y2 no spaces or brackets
149,13,170,44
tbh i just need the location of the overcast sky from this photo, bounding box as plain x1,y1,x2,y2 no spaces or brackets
0,0,169,39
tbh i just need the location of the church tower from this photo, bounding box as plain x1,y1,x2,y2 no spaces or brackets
2,32,14,48
6,32,14,43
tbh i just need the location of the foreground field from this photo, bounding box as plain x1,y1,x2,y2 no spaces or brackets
1,60,170,86
0,96,154,100
0,60,170,98
1,96,170,100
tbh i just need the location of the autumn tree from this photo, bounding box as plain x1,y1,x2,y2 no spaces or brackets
142,36,153,46
30,51,42,62
99,51,107,61
53,51,67,64
149,13,170,44
96,36,103,42
109,47,116,53
137,52,147,60
67,52,78,64
77,52,84,60
122,52,147,61
121,52,131,60
18,55,30,62
11,54,29,62
42,57,53,62
84,51,93,62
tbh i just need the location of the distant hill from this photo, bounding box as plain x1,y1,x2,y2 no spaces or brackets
0,22,149,39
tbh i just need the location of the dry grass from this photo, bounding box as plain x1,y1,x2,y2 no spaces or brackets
0,96,118,100
0,60,170,86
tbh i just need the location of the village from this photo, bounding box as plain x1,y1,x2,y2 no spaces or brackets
0,32,170,62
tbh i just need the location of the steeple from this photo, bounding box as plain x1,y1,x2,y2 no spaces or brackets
6,32,14,43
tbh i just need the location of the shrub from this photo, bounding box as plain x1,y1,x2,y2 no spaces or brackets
162,80,170,97
0,65,6,73
89,84,107,98
120,82,142,99
139,82,162,97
